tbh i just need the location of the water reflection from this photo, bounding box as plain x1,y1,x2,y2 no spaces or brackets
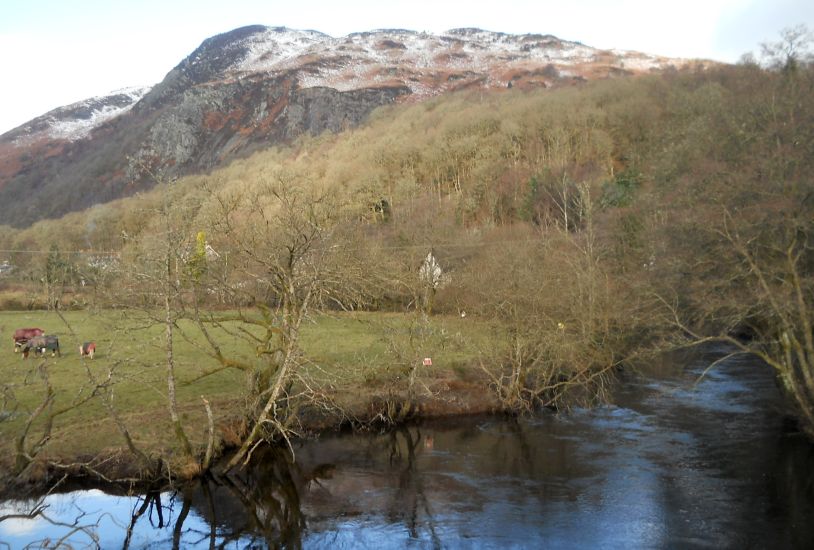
198,447,306,547
0,450,312,548
2,349,814,548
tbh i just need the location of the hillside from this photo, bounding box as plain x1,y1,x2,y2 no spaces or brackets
0,25,709,228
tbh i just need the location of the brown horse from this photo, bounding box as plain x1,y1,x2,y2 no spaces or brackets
79,342,96,359
13,328,44,352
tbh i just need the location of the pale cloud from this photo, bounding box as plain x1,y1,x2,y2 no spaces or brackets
0,503,44,537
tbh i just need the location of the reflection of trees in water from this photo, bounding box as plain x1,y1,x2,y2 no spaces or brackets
453,416,589,486
121,488,209,550
121,446,320,548
1,445,336,548
386,425,442,547
113,422,560,547
0,495,106,549
123,490,166,549
217,447,306,548
505,420,534,477
773,433,814,549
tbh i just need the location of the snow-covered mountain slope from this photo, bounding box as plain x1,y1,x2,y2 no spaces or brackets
202,26,696,95
3,26,703,148
0,26,713,228
6,87,151,144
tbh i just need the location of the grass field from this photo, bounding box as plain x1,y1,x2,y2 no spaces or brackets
0,309,493,472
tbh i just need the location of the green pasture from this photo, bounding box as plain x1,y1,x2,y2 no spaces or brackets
0,309,491,462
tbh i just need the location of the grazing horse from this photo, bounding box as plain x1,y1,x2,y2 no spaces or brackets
13,328,44,352
79,342,96,359
22,335,60,358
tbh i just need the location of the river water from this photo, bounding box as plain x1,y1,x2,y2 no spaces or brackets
2,346,813,548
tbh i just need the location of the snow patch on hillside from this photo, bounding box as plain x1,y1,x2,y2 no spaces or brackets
14,87,152,144
226,27,676,95
236,28,327,72
48,106,122,140
610,49,682,71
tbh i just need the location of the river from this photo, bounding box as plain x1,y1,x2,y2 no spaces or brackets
1,346,813,548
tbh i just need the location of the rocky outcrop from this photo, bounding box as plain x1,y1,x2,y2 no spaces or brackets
128,72,409,175
0,86,407,227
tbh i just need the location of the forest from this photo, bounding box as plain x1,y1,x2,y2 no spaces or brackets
0,29,812,491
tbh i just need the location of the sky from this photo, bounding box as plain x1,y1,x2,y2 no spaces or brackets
0,0,812,135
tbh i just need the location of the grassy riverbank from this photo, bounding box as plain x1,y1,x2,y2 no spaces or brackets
0,309,497,484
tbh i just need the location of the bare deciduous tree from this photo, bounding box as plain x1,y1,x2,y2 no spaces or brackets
188,172,368,469
761,24,813,71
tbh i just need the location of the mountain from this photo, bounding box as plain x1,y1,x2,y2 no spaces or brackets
0,25,709,228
